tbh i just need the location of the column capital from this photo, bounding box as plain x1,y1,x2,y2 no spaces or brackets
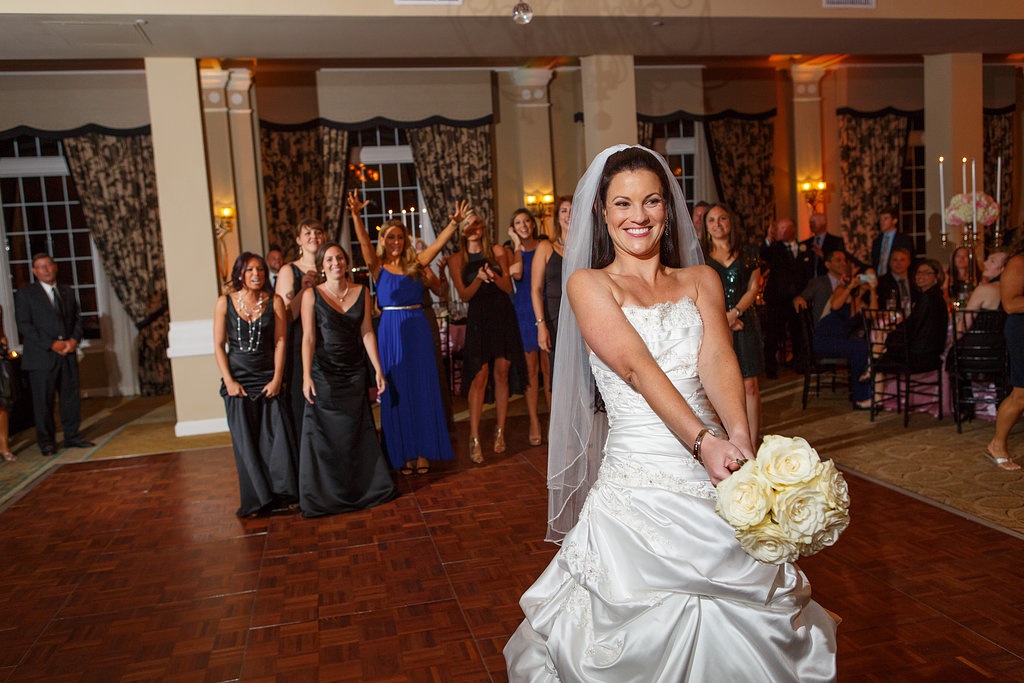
790,64,826,102
200,68,229,110
226,68,253,111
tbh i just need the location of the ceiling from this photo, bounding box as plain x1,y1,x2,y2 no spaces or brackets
1,13,1024,70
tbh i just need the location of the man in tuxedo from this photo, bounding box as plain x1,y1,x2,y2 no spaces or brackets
761,217,807,377
14,254,94,456
870,206,914,276
875,246,916,312
799,212,848,279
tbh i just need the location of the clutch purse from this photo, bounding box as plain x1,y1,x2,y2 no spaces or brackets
0,344,19,408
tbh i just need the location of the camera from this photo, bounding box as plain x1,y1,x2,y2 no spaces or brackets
858,273,877,285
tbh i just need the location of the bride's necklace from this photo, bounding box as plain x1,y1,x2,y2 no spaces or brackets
326,279,351,305
234,292,265,352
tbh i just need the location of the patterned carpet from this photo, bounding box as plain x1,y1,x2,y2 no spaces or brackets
2,375,1023,535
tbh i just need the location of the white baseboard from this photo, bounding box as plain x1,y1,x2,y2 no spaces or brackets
174,417,229,437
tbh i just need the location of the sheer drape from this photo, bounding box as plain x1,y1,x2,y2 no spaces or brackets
62,132,171,395
984,109,1013,240
704,115,775,239
837,111,909,263
409,123,494,246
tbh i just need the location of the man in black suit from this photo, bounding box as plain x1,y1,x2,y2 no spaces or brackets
14,253,94,455
799,212,847,279
870,206,914,276
875,246,916,312
761,217,807,377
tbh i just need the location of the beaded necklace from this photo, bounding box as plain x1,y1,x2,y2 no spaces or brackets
234,291,265,353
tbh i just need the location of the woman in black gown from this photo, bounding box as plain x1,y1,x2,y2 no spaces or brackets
213,253,298,518
298,242,396,517
274,218,326,439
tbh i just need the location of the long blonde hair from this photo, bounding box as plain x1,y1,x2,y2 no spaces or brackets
375,219,422,278
457,213,500,272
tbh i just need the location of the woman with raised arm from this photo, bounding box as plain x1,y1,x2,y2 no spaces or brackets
448,210,527,464
274,218,326,437
347,191,462,475
298,242,395,516
508,208,544,445
214,252,298,518
504,145,836,681
531,195,570,404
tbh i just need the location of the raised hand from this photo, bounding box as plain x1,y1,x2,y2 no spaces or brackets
450,199,470,226
346,189,371,213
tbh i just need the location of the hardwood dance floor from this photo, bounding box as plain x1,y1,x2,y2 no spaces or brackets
1,417,1023,682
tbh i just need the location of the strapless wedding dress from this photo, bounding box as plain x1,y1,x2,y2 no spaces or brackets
505,297,837,682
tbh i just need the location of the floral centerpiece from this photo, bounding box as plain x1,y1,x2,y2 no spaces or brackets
945,192,999,227
715,435,850,565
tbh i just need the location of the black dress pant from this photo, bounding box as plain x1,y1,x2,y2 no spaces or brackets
27,355,81,449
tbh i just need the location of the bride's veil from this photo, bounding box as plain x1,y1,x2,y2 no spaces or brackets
545,144,704,543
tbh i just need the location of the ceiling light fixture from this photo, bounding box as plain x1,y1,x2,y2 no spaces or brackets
512,2,533,25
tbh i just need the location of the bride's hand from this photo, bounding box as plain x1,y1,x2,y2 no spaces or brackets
699,435,750,485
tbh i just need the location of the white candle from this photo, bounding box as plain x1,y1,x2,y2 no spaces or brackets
939,156,946,238
996,155,1002,234
971,158,977,240
962,156,968,194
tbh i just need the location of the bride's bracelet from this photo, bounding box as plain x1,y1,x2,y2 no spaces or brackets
692,427,713,466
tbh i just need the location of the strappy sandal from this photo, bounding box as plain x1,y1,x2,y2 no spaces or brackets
469,437,484,464
493,428,506,454
1,451,15,462
400,461,416,476
415,456,431,475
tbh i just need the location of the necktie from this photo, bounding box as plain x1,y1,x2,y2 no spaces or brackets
898,278,909,303
879,232,893,275
51,287,63,317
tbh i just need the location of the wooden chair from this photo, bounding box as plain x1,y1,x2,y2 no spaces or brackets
796,306,850,409
862,308,943,426
948,309,1009,433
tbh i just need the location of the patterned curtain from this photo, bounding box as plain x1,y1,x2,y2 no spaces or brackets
837,111,909,264
984,109,1013,243
320,124,349,241
259,126,326,259
636,120,654,149
62,133,172,396
704,116,775,241
409,123,494,249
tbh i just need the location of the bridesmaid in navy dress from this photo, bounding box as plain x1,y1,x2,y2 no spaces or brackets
347,191,464,475
298,242,395,517
213,252,298,518
508,208,544,446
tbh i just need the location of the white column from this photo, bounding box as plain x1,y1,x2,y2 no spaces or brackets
580,55,637,164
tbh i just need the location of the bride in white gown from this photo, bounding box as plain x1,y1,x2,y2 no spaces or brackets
504,145,838,682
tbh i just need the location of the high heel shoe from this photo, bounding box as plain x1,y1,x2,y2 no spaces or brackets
1,451,15,462
528,430,542,447
469,437,484,464
493,428,506,454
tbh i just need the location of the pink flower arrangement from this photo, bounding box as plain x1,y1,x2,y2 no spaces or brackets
945,192,999,227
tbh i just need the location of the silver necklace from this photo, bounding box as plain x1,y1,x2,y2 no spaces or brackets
326,280,351,305
235,292,265,352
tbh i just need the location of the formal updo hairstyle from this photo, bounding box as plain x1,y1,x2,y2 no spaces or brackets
591,147,681,270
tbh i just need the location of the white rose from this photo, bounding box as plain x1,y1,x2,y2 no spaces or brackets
816,459,850,510
715,464,773,530
737,520,800,565
758,435,821,487
803,507,850,555
773,482,831,545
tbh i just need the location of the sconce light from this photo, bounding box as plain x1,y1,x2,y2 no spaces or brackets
525,191,555,218
213,204,236,287
800,180,827,209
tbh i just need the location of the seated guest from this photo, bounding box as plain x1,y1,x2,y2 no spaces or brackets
794,249,874,409
964,252,1009,312
875,246,916,312
947,245,981,304
883,259,949,372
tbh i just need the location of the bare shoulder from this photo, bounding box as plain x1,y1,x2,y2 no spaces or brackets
567,268,616,302
492,243,509,259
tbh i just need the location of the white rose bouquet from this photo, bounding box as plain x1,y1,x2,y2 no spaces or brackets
715,435,849,565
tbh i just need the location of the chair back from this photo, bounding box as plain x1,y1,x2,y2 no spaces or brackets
861,308,906,368
950,309,1007,378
